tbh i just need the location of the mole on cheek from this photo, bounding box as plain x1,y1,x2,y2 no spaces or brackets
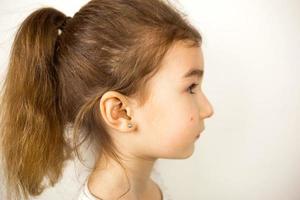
190,116,194,121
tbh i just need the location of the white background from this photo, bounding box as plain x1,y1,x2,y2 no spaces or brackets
0,0,299,199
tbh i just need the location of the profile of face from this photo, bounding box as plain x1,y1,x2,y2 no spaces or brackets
100,40,214,160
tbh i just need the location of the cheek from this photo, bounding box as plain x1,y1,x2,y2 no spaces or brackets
159,101,199,150
164,115,196,145
139,94,200,157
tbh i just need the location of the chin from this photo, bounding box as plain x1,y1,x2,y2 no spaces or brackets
161,144,195,159
178,147,195,159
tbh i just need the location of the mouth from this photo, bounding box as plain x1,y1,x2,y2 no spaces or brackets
196,128,204,139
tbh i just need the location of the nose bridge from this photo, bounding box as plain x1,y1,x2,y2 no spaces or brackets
199,91,214,119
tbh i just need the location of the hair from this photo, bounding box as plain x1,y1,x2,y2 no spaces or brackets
0,0,202,199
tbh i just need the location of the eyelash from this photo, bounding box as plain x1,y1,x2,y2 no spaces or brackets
188,83,199,94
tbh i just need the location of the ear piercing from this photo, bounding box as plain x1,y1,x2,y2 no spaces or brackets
128,123,133,128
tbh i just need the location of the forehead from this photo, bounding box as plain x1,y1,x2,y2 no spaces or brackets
157,41,204,80
142,41,204,103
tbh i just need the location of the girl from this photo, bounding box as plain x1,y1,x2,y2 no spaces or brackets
0,0,214,199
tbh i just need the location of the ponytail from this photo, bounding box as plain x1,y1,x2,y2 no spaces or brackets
0,7,72,200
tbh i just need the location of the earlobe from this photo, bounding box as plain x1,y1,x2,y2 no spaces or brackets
99,91,136,132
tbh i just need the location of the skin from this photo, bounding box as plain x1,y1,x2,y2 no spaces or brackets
88,40,214,200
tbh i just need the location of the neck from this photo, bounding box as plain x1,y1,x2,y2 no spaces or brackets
87,152,157,199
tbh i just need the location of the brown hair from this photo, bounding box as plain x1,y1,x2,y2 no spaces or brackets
0,0,202,199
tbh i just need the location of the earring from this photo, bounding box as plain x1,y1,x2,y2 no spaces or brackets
128,123,133,128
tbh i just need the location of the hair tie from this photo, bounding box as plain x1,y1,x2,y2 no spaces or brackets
55,16,72,55
58,16,72,35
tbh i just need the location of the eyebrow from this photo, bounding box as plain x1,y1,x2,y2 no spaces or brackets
182,68,204,79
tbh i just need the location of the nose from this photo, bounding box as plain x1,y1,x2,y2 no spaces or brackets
199,92,214,119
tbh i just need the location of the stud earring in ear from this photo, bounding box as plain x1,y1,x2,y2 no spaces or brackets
128,123,133,128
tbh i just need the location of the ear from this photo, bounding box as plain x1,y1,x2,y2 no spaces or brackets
99,91,137,133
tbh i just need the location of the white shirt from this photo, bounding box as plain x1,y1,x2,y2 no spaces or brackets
77,167,173,200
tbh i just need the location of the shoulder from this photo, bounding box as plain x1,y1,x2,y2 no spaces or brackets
77,180,98,200
151,168,174,200
151,179,164,199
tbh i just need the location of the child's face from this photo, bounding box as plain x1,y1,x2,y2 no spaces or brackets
133,40,214,159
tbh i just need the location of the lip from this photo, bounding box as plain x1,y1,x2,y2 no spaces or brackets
196,128,205,139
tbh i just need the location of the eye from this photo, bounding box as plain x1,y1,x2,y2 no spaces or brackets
188,83,199,94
